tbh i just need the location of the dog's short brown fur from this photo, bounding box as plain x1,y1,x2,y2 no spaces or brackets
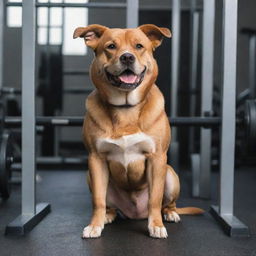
73,24,203,239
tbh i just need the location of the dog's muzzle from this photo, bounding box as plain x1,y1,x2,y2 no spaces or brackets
105,67,146,91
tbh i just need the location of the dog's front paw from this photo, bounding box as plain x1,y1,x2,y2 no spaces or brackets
164,211,181,223
82,225,103,239
148,225,168,239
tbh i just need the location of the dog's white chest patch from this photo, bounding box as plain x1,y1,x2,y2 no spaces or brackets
96,133,155,167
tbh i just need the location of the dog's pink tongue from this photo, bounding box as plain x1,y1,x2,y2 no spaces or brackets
119,73,137,84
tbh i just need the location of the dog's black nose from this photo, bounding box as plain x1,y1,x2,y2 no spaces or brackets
120,53,135,65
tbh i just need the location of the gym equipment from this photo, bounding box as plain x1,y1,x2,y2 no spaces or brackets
1,97,256,201
237,89,250,108
0,0,3,95
168,0,181,170
210,0,249,237
0,130,14,199
0,86,92,95
241,28,256,99
2,0,139,235
5,0,50,236
6,2,127,9
0,101,4,135
0,114,244,128
245,99,256,153
188,0,201,154
191,0,215,199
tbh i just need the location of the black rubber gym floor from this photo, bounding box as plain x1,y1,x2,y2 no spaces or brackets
0,168,255,256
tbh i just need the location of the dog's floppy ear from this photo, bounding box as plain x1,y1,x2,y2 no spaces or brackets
73,24,108,50
138,24,171,50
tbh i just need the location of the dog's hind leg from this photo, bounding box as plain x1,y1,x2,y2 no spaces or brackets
162,202,181,223
105,207,117,224
162,165,181,223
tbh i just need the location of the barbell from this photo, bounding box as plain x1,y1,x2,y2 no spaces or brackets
3,115,223,128
0,99,256,199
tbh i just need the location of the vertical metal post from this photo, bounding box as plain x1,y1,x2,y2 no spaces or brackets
210,0,249,237
171,0,180,139
199,0,215,198
0,0,4,91
169,0,181,170
22,0,36,215
219,0,237,216
126,0,139,28
188,0,200,154
189,0,201,197
6,0,50,236
249,36,256,98
47,0,50,45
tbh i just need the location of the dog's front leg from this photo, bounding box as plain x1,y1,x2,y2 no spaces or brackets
147,153,168,238
82,153,109,239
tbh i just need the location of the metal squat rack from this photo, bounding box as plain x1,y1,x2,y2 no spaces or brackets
170,0,249,236
1,0,139,235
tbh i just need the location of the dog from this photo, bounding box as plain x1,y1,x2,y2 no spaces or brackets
73,24,203,239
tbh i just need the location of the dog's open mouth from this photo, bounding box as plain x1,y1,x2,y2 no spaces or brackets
105,67,146,90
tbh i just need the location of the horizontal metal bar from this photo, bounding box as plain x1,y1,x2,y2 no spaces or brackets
4,116,231,128
240,28,256,36
63,70,90,75
37,156,87,165
140,5,202,11
5,116,83,127
11,157,87,169
64,88,92,94
169,117,222,127
6,2,204,11
1,87,92,95
1,87,21,94
6,2,126,9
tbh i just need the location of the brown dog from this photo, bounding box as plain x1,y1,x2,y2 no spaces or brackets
73,24,203,239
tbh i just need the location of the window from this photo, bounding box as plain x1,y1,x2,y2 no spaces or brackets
37,4,63,45
63,7,88,55
7,0,22,27
7,0,89,55
38,0,88,55
63,0,88,55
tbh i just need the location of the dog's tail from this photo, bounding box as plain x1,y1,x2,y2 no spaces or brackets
176,207,204,215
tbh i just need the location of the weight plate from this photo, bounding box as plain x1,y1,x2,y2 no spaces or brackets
0,130,14,199
0,101,5,135
245,100,256,153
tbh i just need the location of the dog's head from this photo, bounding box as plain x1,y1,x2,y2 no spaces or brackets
73,24,171,105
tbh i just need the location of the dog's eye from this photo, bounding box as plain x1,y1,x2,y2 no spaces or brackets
107,44,116,50
136,44,143,49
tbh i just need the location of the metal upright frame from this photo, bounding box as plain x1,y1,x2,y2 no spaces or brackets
248,35,256,98
5,0,51,235
0,0,4,93
188,0,201,197
198,0,215,199
188,0,200,155
210,0,249,237
169,0,181,170
4,0,139,235
126,0,139,28
191,0,215,199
